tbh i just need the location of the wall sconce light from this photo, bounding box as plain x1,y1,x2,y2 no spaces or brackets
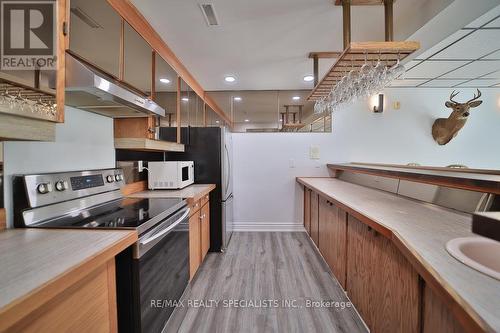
370,93,384,113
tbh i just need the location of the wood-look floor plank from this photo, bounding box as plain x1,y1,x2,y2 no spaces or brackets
165,232,367,333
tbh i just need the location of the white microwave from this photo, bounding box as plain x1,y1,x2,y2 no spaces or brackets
148,161,194,190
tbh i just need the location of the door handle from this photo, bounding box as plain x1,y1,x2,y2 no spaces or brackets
140,208,190,246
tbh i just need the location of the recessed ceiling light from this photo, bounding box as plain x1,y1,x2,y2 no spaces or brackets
225,75,236,83
244,119,249,122
182,97,189,102
292,96,300,100
303,75,314,82
233,96,242,101
215,120,220,124
159,78,170,84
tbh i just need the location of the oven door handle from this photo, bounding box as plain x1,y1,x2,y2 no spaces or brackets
139,208,190,246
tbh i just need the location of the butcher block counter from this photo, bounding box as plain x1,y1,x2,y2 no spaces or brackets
128,184,216,205
298,177,500,333
0,228,137,332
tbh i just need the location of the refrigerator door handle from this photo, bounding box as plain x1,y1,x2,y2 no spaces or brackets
224,144,231,195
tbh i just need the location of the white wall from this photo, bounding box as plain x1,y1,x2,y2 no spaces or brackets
233,88,500,231
3,107,115,227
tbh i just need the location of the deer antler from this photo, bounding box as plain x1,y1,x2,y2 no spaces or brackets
449,90,459,104
466,89,482,104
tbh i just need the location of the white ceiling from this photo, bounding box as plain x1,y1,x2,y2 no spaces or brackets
391,5,500,88
131,0,452,91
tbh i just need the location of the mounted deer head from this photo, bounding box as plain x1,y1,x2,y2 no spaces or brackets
431,89,482,145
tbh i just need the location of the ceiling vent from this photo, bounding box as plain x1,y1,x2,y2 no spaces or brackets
200,4,220,26
70,7,102,29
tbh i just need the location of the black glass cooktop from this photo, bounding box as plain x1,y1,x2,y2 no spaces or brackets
34,197,186,232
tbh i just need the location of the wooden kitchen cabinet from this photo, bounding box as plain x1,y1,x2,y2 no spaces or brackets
68,0,122,78
423,284,466,333
318,197,347,288
346,214,420,333
11,259,117,332
310,192,319,246
188,195,211,280
189,208,202,280
303,188,311,235
201,201,210,261
123,22,152,94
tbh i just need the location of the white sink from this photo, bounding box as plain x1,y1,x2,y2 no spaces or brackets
446,237,500,281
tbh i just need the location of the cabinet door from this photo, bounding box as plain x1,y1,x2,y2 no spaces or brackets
124,23,152,94
201,202,210,261
423,284,466,333
318,198,347,289
310,192,319,247
346,215,420,333
69,0,121,77
189,209,201,280
304,188,311,235
155,55,178,130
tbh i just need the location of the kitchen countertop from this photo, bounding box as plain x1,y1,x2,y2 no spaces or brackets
0,228,137,329
297,177,500,332
128,184,216,205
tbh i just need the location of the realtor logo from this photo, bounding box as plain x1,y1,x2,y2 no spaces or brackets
1,0,56,70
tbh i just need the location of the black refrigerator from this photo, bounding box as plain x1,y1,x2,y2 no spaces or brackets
160,126,234,252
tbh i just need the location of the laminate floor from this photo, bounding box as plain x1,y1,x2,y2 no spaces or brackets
165,232,367,333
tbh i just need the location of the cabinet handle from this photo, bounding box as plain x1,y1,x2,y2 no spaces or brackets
62,21,68,36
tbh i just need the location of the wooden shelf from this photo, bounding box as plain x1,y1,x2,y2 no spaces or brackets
114,138,185,152
307,41,420,101
327,163,500,195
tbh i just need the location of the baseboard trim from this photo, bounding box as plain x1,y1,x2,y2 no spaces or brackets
232,222,305,232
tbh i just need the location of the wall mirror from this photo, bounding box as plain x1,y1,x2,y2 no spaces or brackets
206,90,332,133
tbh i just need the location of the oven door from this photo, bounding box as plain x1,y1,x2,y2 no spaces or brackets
132,207,190,333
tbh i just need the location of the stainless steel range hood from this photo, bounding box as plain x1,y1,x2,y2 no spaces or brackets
65,54,165,118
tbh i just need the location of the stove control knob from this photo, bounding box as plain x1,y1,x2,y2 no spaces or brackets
106,175,115,183
115,174,123,181
37,183,52,194
55,180,68,191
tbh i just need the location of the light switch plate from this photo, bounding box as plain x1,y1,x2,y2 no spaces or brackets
393,101,401,110
309,146,320,160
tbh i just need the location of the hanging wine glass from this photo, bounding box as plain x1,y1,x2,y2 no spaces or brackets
389,51,406,81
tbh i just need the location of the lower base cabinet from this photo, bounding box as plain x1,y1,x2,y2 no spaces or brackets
318,196,347,288
423,284,466,333
201,202,210,261
189,209,202,280
346,215,420,333
310,192,319,246
189,196,211,280
304,188,311,235
11,260,117,332
302,186,472,333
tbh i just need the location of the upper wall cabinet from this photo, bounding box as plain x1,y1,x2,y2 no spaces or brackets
124,23,152,95
155,55,178,127
69,0,121,78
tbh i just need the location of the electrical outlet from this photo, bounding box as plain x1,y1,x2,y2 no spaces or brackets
309,146,320,160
